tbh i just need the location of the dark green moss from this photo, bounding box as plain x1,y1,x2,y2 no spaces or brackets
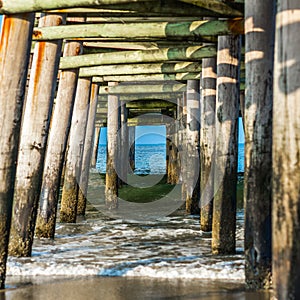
119,175,176,203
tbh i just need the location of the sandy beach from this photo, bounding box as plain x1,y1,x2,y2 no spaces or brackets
2,276,272,300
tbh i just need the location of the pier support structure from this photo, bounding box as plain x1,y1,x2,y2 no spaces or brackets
272,1,300,299
128,126,136,173
167,119,180,185
212,34,240,254
105,82,119,209
0,13,34,288
200,56,217,232
180,93,188,205
60,77,91,223
244,0,275,289
35,41,82,238
9,14,64,257
77,83,100,216
185,80,200,215
91,126,101,168
119,101,129,185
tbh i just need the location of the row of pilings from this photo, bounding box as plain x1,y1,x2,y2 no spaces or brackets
0,1,300,299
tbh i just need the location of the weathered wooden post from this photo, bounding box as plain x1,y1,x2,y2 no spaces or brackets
272,1,300,299
91,126,101,168
180,92,188,204
77,83,100,216
0,13,34,289
244,0,275,289
200,56,217,232
35,41,82,238
239,91,245,130
128,126,136,173
118,101,129,185
167,119,179,185
185,80,200,214
9,13,65,257
105,82,119,209
60,77,92,223
212,35,241,254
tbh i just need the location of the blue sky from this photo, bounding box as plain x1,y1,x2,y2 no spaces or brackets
100,118,245,145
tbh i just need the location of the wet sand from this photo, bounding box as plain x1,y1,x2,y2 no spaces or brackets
2,276,271,300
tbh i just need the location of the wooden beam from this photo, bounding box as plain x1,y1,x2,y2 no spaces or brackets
81,61,202,77
127,114,173,126
178,0,243,16
100,93,182,102
93,72,201,82
33,19,244,41
42,1,230,18
82,40,215,53
100,83,186,94
126,100,176,109
61,45,216,69
0,0,156,14
84,16,210,24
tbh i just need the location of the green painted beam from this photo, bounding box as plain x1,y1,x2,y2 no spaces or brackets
93,72,201,82
61,45,216,69
46,1,227,18
99,83,186,94
80,61,201,77
126,100,176,109
0,0,156,14
33,19,244,41
99,93,182,102
178,0,243,16
82,40,218,54
84,16,209,24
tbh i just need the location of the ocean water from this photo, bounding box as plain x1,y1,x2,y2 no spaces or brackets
3,142,259,299
96,143,245,174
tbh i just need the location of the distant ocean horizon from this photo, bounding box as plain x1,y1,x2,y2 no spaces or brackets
97,142,245,174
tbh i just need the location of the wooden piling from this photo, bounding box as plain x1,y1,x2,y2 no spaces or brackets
60,77,92,223
272,2,300,299
35,41,82,238
244,0,275,289
200,56,217,232
0,13,34,289
77,83,100,216
105,82,119,209
90,126,101,168
185,80,200,215
180,93,188,205
9,13,65,257
128,126,136,173
167,121,179,185
212,35,240,254
119,101,129,185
